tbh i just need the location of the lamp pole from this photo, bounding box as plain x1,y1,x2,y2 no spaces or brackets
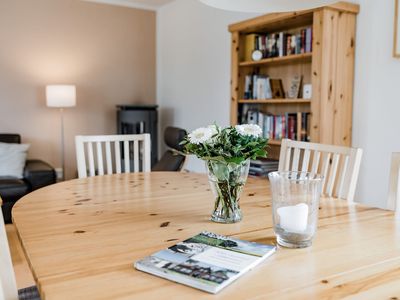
60,108,65,180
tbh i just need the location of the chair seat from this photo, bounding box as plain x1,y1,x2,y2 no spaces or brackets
152,150,185,171
18,285,41,300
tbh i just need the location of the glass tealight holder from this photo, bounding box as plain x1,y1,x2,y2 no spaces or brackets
268,171,323,248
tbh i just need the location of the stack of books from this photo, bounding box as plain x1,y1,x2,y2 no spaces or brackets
249,159,279,177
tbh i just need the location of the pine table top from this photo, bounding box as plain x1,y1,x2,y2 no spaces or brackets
12,172,400,299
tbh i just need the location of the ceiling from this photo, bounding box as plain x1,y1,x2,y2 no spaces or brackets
84,0,175,11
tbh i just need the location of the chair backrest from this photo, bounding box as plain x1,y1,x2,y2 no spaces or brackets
75,134,151,179
164,127,187,152
0,198,18,300
387,152,400,219
152,127,187,172
278,139,363,203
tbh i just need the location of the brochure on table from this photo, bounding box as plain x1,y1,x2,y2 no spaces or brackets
134,231,276,294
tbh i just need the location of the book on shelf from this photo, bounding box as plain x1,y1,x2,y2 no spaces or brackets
134,231,276,294
244,33,258,61
245,26,312,60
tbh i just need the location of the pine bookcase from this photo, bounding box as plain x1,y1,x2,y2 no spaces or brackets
229,2,359,159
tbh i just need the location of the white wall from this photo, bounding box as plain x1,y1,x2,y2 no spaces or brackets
157,0,258,172
352,0,400,207
157,0,400,208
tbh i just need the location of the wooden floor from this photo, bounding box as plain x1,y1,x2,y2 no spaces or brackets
6,224,35,289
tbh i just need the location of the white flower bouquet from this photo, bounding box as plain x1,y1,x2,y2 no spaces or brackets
181,124,267,164
181,124,268,223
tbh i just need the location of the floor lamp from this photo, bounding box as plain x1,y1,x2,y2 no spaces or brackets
46,85,76,181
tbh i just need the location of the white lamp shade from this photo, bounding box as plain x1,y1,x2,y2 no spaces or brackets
198,0,337,13
46,85,76,107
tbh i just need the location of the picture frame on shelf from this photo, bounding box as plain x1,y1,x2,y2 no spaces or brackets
303,84,312,99
270,79,285,99
287,75,303,98
394,0,400,58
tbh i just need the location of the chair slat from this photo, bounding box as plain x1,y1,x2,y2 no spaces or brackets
292,148,300,171
87,142,95,177
320,152,331,194
114,141,121,174
105,141,112,175
345,148,363,203
75,136,87,178
96,142,104,176
311,151,321,174
326,153,340,196
133,140,139,172
301,149,311,172
124,141,130,173
336,155,349,199
143,134,151,172
278,139,290,172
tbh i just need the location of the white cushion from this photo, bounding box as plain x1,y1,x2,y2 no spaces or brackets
0,142,30,179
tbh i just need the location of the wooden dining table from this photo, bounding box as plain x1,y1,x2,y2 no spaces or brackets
12,172,400,299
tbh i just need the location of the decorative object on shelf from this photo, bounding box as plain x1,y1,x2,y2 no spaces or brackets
251,49,263,61
181,124,268,223
303,84,312,99
46,84,76,180
270,79,285,98
394,0,400,58
269,171,323,248
287,75,302,98
198,0,337,13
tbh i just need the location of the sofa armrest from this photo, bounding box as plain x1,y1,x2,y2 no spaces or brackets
24,159,56,191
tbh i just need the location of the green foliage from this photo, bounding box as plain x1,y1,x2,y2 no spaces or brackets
181,125,268,164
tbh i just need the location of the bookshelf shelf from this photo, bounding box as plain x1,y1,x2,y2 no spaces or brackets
229,2,358,160
239,53,312,67
238,99,311,104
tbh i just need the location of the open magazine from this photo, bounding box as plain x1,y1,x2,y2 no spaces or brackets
134,231,276,294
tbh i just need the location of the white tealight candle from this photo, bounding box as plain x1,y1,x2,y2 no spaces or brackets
277,203,309,233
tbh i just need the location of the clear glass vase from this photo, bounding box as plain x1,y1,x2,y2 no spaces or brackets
268,171,323,248
205,159,250,223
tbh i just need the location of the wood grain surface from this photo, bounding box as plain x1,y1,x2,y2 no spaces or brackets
12,172,400,299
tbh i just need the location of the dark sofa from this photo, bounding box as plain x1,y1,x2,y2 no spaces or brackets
0,134,56,223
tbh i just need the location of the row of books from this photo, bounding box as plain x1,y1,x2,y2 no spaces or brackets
249,159,279,177
246,27,312,60
246,110,311,142
244,74,272,99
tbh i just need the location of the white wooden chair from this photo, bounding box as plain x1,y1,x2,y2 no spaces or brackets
0,198,18,300
0,197,40,300
75,134,151,179
387,152,400,219
278,139,363,203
